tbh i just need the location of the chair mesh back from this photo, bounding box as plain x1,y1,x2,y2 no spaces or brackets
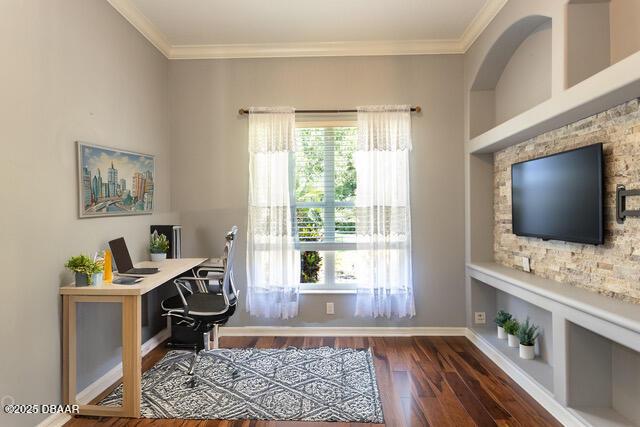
222,226,239,306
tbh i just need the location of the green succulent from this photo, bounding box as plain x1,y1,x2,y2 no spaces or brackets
150,231,170,254
495,310,513,327
517,317,540,346
503,318,520,335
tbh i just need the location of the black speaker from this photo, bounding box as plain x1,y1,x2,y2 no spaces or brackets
150,225,182,258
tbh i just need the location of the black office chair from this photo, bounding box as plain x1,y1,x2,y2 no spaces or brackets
161,226,239,386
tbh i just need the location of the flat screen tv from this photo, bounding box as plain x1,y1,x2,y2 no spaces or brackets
511,143,603,245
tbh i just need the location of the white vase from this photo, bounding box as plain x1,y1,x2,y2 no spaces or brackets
519,344,535,359
497,326,507,339
508,334,519,348
91,272,103,286
150,253,167,262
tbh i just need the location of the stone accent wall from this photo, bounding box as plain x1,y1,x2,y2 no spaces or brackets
494,99,640,304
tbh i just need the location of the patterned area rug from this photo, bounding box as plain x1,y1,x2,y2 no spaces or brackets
101,347,384,423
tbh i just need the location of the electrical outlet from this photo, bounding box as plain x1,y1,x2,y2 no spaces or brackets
522,256,531,272
474,312,486,324
326,302,335,315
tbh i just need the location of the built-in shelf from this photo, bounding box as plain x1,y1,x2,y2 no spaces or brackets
467,262,640,427
469,15,552,139
571,407,638,427
467,262,640,339
467,50,640,154
472,325,554,392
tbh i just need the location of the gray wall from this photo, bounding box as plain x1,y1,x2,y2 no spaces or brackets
566,1,611,88
610,0,640,64
0,1,176,425
494,21,552,124
169,55,466,328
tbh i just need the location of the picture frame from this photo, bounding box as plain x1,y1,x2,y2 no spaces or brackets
77,141,155,218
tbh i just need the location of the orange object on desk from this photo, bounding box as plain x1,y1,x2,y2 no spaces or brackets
104,249,113,283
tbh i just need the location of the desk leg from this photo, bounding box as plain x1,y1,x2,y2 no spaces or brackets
121,295,142,418
62,295,77,406
62,294,142,418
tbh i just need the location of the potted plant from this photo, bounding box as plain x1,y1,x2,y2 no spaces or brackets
65,254,104,286
495,310,512,340
517,318,540,360
301,251,322,283
503,318,520,348
150,231,170,262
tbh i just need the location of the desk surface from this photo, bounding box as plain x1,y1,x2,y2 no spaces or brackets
59,258,207,296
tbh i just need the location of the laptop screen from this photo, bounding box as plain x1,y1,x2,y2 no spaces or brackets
109,237,134,273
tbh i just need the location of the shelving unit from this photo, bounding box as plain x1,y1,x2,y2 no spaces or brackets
468,50,640,154
572,407,637,427
464,4,640,426
567,0,640,89
469,15,552,139
472,325,554,392
467,263,640,427
468,263,640,337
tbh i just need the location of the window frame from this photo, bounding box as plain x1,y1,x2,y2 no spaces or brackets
293,119,359,292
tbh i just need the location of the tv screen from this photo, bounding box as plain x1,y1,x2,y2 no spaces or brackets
511,143,603,245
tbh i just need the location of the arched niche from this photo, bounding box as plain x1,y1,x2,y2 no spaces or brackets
469,15,552,139
567,0,640,88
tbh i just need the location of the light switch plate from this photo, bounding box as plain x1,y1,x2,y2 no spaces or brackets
523,256,531,272
326,302,335,315
474,312,486,324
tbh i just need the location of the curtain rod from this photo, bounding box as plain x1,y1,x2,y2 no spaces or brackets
238,106,421,115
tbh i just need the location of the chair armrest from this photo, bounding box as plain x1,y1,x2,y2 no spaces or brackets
177,276,212,293
172,278,195,315
196,266,224,277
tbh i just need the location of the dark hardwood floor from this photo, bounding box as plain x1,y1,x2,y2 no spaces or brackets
64,336,560,427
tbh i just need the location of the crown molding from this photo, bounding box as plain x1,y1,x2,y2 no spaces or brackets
107,0,508,60
106,0,171,57
459,0,509,52
169,39,464,60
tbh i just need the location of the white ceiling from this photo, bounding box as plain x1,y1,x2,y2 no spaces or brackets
106,0,507,59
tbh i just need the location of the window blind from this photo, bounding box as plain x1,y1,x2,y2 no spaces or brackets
293,126,357,246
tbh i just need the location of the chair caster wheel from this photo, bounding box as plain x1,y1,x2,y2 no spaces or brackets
187,377,197,388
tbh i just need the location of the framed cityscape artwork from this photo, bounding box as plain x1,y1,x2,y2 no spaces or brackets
77,142,155,218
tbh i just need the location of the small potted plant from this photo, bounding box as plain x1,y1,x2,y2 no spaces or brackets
301,251,322,283
495,310,512,340
150,231,170,262
503,318,520,348
65,254,104,286
517,317,540,360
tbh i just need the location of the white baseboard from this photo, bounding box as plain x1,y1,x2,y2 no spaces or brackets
35,412,72,427
221,326,468,337
464,328,584,427
37,328,170,427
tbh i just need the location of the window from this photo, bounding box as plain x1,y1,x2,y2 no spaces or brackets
293,122,359,291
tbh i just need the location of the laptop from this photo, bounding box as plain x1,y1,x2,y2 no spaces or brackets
109,237,159,276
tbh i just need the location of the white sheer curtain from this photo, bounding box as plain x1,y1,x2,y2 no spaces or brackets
354,105,415,318
245,106,300,319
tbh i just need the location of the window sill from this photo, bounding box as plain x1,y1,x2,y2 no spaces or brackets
299,288,357,295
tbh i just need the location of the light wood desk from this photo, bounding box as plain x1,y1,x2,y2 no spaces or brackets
59,258,206,418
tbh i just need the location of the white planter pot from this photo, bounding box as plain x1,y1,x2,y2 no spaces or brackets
519,344,535,360
508,334,519,348
497,326,507,339
150,253,167,262
91,272,103,286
